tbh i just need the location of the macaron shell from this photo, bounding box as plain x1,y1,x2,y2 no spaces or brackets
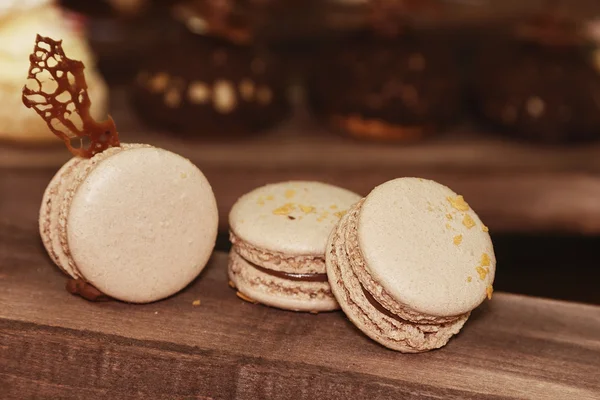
345,200,459,325
229,181,361,256
326,209,469,352
65,146,218,303
358,178,495,317
58,146,128,278
39,156,84,277
229,250,339,312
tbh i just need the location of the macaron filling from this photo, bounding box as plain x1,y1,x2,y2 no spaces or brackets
228,249,338,311
230,231,326,273
240,255,329,283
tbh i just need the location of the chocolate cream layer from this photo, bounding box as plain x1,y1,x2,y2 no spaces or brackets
233,248,328,283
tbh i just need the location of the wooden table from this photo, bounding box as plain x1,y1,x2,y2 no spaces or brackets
2,246,600,399
1,179,600,399
2,88,600,235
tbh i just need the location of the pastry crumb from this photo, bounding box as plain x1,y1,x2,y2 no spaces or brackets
447,195,470,211
310,311,319,315
486,285,494,300
462,214,475,229
228,280,236,289
482,224,489,232
236,291,258,304
453,235,463,245
192,299,201,306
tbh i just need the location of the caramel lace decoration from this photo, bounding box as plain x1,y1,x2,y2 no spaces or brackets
22,35,119,158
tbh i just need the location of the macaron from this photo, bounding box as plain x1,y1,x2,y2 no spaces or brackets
39,143,219,303
326,178,495,352
228,181,361,312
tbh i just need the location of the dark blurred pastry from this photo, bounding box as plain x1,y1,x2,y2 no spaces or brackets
471,14,600,144
308,1,462,141
132,27,289,135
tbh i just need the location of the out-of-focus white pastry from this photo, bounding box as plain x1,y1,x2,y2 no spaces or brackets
0,0,108,143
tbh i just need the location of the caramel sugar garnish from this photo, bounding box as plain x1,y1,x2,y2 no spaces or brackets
334,210,347,219
467,276,472,283
273,203,295,215
446,213,453,220
475,266,488,280
486,285,494,300
482,224,489,232
299,205,315,214
481,253,491,267
453,235,463,245
22,35,119,158
447,195,470,211
462,214,476,229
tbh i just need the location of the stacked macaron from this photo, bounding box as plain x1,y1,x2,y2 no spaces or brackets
0,0,107,143
326,178,495,352
40,144,219,303
228,181,361,312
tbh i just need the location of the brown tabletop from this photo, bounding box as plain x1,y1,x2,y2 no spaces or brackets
1,243,600,398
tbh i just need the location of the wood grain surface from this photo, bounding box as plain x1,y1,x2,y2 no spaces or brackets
2,88,600,234
2,246,600,400
1,160,600,399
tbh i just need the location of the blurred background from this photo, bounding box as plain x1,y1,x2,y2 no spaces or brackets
1,0,599,303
